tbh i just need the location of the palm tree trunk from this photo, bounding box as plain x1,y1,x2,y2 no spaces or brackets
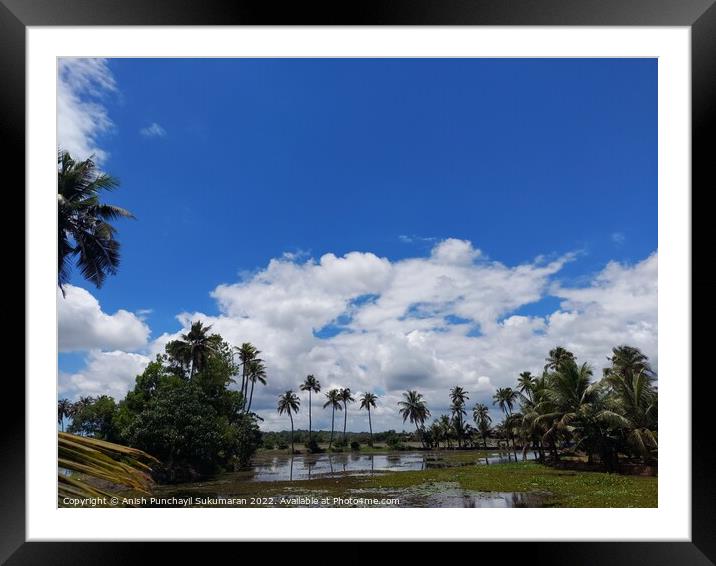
329,407,335,449
289,412,294,455
248,379,256,413
240,365,247,408
368,408,373,446
343,403,347,444
308,391,312,442
243,369,250,405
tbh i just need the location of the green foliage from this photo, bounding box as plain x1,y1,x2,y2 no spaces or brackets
57,150,134,290
69,328,262,482
68,395,120,441
385,432,405,450
350,440,361,451
512,345,658,468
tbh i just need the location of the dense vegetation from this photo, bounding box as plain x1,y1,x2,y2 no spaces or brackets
260,345,657,471
62,323,263,482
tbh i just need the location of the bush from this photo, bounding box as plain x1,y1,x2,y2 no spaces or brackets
350,441,361,451
305,439,322,453
277,440,289,450
262,438,275,450
386,433,405,450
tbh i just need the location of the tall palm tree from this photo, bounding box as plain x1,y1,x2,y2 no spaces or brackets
339,388,355,444
605,345,655,381
398,390,431,447
165,321,220,378
58,398,73,432
235,343,261,409
246,359,267,413
277,391,301,454
300,375,321,442
517,371,537,402
603,347,658,463
492,387,517,416
472,403,492,450
449,386,469,448
323,389,343,449
492,387,518,456
535,360,596,462
449,386,469,407
57,150,134,292
438,414,452,449
544,346,576,372
359,392,378,446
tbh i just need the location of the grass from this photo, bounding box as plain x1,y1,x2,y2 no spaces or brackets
356,461,657,507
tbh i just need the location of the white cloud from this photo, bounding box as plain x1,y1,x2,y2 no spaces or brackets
57,58,117,162
60,241,658,432
140,122,167,138
58,285,150,352
60,350,150,401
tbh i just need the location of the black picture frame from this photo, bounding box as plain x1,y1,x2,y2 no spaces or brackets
3,0,711,562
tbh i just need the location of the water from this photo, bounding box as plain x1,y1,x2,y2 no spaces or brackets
409,488,548,508
231,450,536,482
153,451,548,508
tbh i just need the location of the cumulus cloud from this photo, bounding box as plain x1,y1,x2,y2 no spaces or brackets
59,350,150,401
57,58,117,162
140,122,167,138
60,240,657,431
58,285,150,352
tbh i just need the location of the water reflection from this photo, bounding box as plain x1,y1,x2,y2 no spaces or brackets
243,450,535,482
421,490,546,508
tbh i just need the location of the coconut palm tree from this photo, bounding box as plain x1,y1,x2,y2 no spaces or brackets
165,321,221,378
300,375,321,442
544,346,576,372
246,359,267,413
234,343,261,409
472,403,492,450
603,347,658,463
57,150,134,292
277,391,301,454
58,398,73,432
605,345,655,380
517,371,537,402
438,414,452,449
535,360,596,462
398,390,431,447
449,386,469,448
323,389,343,449
339,388,355,444
359,392,378,446
492,387,517,416
450,386,469,407
492,387,518,456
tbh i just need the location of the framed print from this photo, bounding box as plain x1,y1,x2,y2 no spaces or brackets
3,0,713,562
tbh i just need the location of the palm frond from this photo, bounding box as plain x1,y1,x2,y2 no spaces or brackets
58,432,158,507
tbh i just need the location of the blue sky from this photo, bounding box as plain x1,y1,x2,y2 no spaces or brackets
58,58,657,430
